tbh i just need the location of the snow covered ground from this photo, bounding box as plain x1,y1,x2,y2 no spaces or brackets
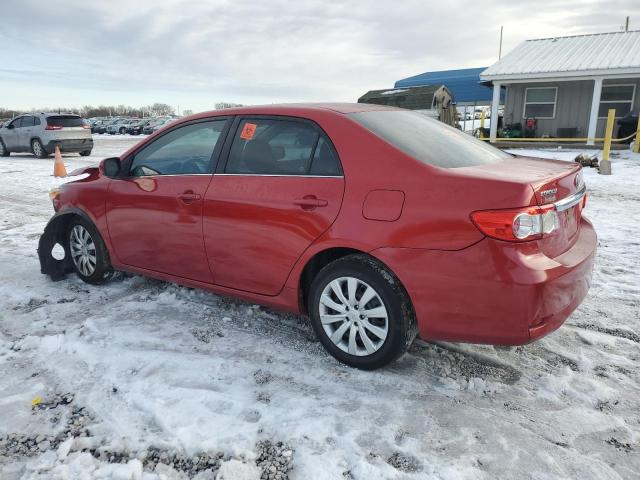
1,136,639,479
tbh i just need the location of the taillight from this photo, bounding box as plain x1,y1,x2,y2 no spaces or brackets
83,124,91,129
45,125,63,130
471,205,559,242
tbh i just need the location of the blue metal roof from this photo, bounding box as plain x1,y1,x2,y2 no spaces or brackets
394,67,498,104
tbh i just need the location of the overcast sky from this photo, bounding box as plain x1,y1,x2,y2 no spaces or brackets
2,0,639,113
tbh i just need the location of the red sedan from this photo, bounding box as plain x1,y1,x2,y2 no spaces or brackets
39,104,596,369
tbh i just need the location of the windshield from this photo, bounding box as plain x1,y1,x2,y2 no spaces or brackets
349,110,511,168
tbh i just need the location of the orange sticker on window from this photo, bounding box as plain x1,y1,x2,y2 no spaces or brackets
240,122,257,140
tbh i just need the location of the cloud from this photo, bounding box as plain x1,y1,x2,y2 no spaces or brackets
2,0,639,111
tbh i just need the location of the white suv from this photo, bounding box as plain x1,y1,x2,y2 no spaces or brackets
0,113,93,158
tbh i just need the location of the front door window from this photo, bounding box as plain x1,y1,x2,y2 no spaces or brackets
130,121,227,176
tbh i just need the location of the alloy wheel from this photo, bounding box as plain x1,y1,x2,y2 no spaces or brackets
70,225,97,277
32,141,43,157
319,276,389,356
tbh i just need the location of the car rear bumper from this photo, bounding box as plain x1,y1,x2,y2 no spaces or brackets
45,138,93,154
372,217,597,345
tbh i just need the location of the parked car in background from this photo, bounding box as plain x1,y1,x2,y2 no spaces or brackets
141,119,164,135
38,104,595,369
95,118,121,135
127,119,155,135
142,117,177,135
107,118,138,135
90,118,109,134
0,113,93,158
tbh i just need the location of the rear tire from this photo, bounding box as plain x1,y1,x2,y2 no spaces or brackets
0,139,9,157
308,254,417,370
79,150,91,157
67,217,113,284
31,139,48,158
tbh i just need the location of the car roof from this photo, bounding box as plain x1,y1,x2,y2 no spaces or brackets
41,113,82,118
9,112,83,118
191,102,400,119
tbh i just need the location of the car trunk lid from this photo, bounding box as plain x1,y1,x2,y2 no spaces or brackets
458,156,585,257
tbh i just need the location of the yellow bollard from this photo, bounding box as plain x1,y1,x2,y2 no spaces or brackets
634,115,640,154
600,108,615,175
479,111,485,139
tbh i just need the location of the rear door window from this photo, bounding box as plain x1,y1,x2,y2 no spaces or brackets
350,110,511,168
310,136,342,176
20,116,35,127
129,120,227,176
46,116,85,128
225,118,340,176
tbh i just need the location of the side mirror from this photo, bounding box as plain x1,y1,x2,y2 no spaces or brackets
7,124,14,130
101,157,122,178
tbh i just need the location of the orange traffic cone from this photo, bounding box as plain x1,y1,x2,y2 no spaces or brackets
53,145,67,177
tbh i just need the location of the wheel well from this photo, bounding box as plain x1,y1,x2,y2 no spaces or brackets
39,211,109,279
38,212,82,278
49,212,87,245
299,247,366,314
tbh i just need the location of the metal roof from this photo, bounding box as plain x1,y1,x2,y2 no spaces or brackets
394,67,495,103
481,30,640,81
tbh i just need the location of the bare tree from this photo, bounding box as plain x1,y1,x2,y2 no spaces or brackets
147,103,175,116
1,102,178,119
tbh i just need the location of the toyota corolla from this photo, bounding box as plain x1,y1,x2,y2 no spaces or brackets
38,104,596,369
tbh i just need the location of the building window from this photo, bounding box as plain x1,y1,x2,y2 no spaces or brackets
523,87,557,119
598,84,635,118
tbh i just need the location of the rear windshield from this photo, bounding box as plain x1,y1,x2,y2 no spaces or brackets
46,115,84,128
350,110,510,168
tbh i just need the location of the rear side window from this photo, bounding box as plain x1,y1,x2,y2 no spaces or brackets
34,117,41,126
310,137,342,176
226,119,341,176
130,120,227,176
350,110,510,168
46,116,84,128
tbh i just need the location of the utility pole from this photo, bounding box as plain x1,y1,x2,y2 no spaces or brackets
498,25,503,60
625,16,629,32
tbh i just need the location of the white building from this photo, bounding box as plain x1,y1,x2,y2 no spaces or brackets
481,30,640,143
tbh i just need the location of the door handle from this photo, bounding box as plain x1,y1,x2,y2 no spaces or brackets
293,196,328,210
178,191,201,204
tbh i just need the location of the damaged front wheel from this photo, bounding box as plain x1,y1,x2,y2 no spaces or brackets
68,218,113,284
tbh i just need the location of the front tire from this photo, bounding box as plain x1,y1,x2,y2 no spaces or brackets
119,127,126,135
79,150,92,157
0,139,9,156
32,139,48,158
308,254,416,370
68,217,113,284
